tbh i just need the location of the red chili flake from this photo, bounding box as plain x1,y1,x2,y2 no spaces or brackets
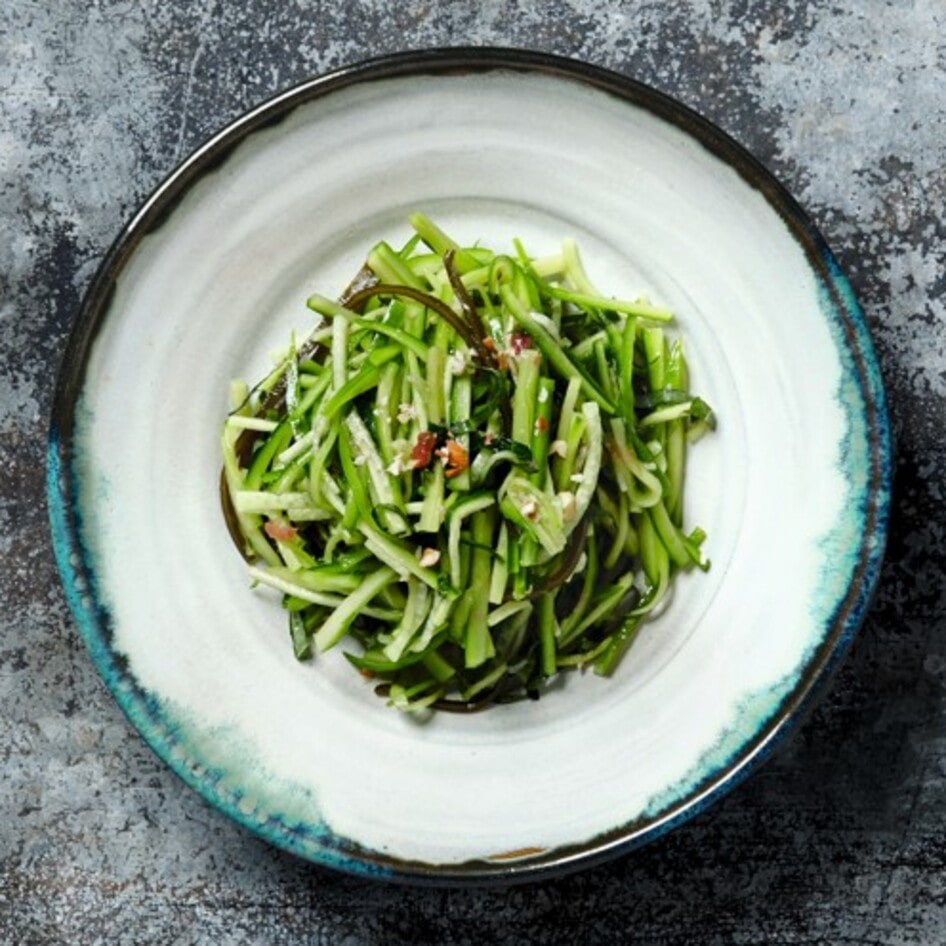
358,668,376,679
264,520,298,542
442,439,469,479
411,430,438,469
509,331,532,354
535,416,549,434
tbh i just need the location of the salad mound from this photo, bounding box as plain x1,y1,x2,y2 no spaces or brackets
221,213,714,712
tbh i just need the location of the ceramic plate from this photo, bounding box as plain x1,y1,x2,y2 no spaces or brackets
48,49,891,882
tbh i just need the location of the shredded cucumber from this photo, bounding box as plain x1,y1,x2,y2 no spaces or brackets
221,213,715,712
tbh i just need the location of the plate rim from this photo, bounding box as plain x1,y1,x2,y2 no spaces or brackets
46,46,893,884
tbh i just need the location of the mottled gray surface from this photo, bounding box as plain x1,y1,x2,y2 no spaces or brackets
2,1,944,942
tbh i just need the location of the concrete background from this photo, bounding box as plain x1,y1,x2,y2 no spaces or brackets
2,2,944,942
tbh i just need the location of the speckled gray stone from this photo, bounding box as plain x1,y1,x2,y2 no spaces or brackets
2,1,945,943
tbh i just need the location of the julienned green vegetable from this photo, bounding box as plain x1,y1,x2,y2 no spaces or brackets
221,212,715,713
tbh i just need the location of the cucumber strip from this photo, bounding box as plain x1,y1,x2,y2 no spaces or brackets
265,563,363,595
537,592,559,678
558,524,599,641
423,649,457,683
314,566,399,652
511,349,542,445
308,294,431,361
231,490,329,517
639,401,696,427
460,661,508,701
337,422,373,527
647,499,692,570
560,238,600,295
247,565,398,621
382,578,431,661
448,493,497,590
501,285,616,414
408,211,480,272
558,570,636,648
345,411,408,535
530,377,555,487
367,241,426,289
618,314,637,421
556,635,613,669
554,376,583,444
418,464,446,532
221,430,281,565
319,363,382,420
568,402,603,533
541,283,674,322
374,361,401,465
488,522,509,604
226,415,279,433
244,420,292,490
447,373,472,491
426,344,446,425
409,593,456,655
464,509,497,668
487,599,532,628
499,471,566,557
357,520,441,590
604,489,630,570
608,417,663,509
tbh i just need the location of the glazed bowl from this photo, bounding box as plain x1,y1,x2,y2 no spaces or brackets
48,48,891,882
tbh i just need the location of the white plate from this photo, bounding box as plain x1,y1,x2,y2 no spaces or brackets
48,49,891,881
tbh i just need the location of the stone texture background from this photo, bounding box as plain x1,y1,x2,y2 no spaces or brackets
2,1,944,943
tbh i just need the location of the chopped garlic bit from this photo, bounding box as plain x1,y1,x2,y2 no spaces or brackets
558,490,577,522
528,310,561,340
353,454,368,467
397,402,416,424
520,498,539,520
569,473,584,484
385,439,413,475
447,348,471,375
550,439,568,458
418,547,441,567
